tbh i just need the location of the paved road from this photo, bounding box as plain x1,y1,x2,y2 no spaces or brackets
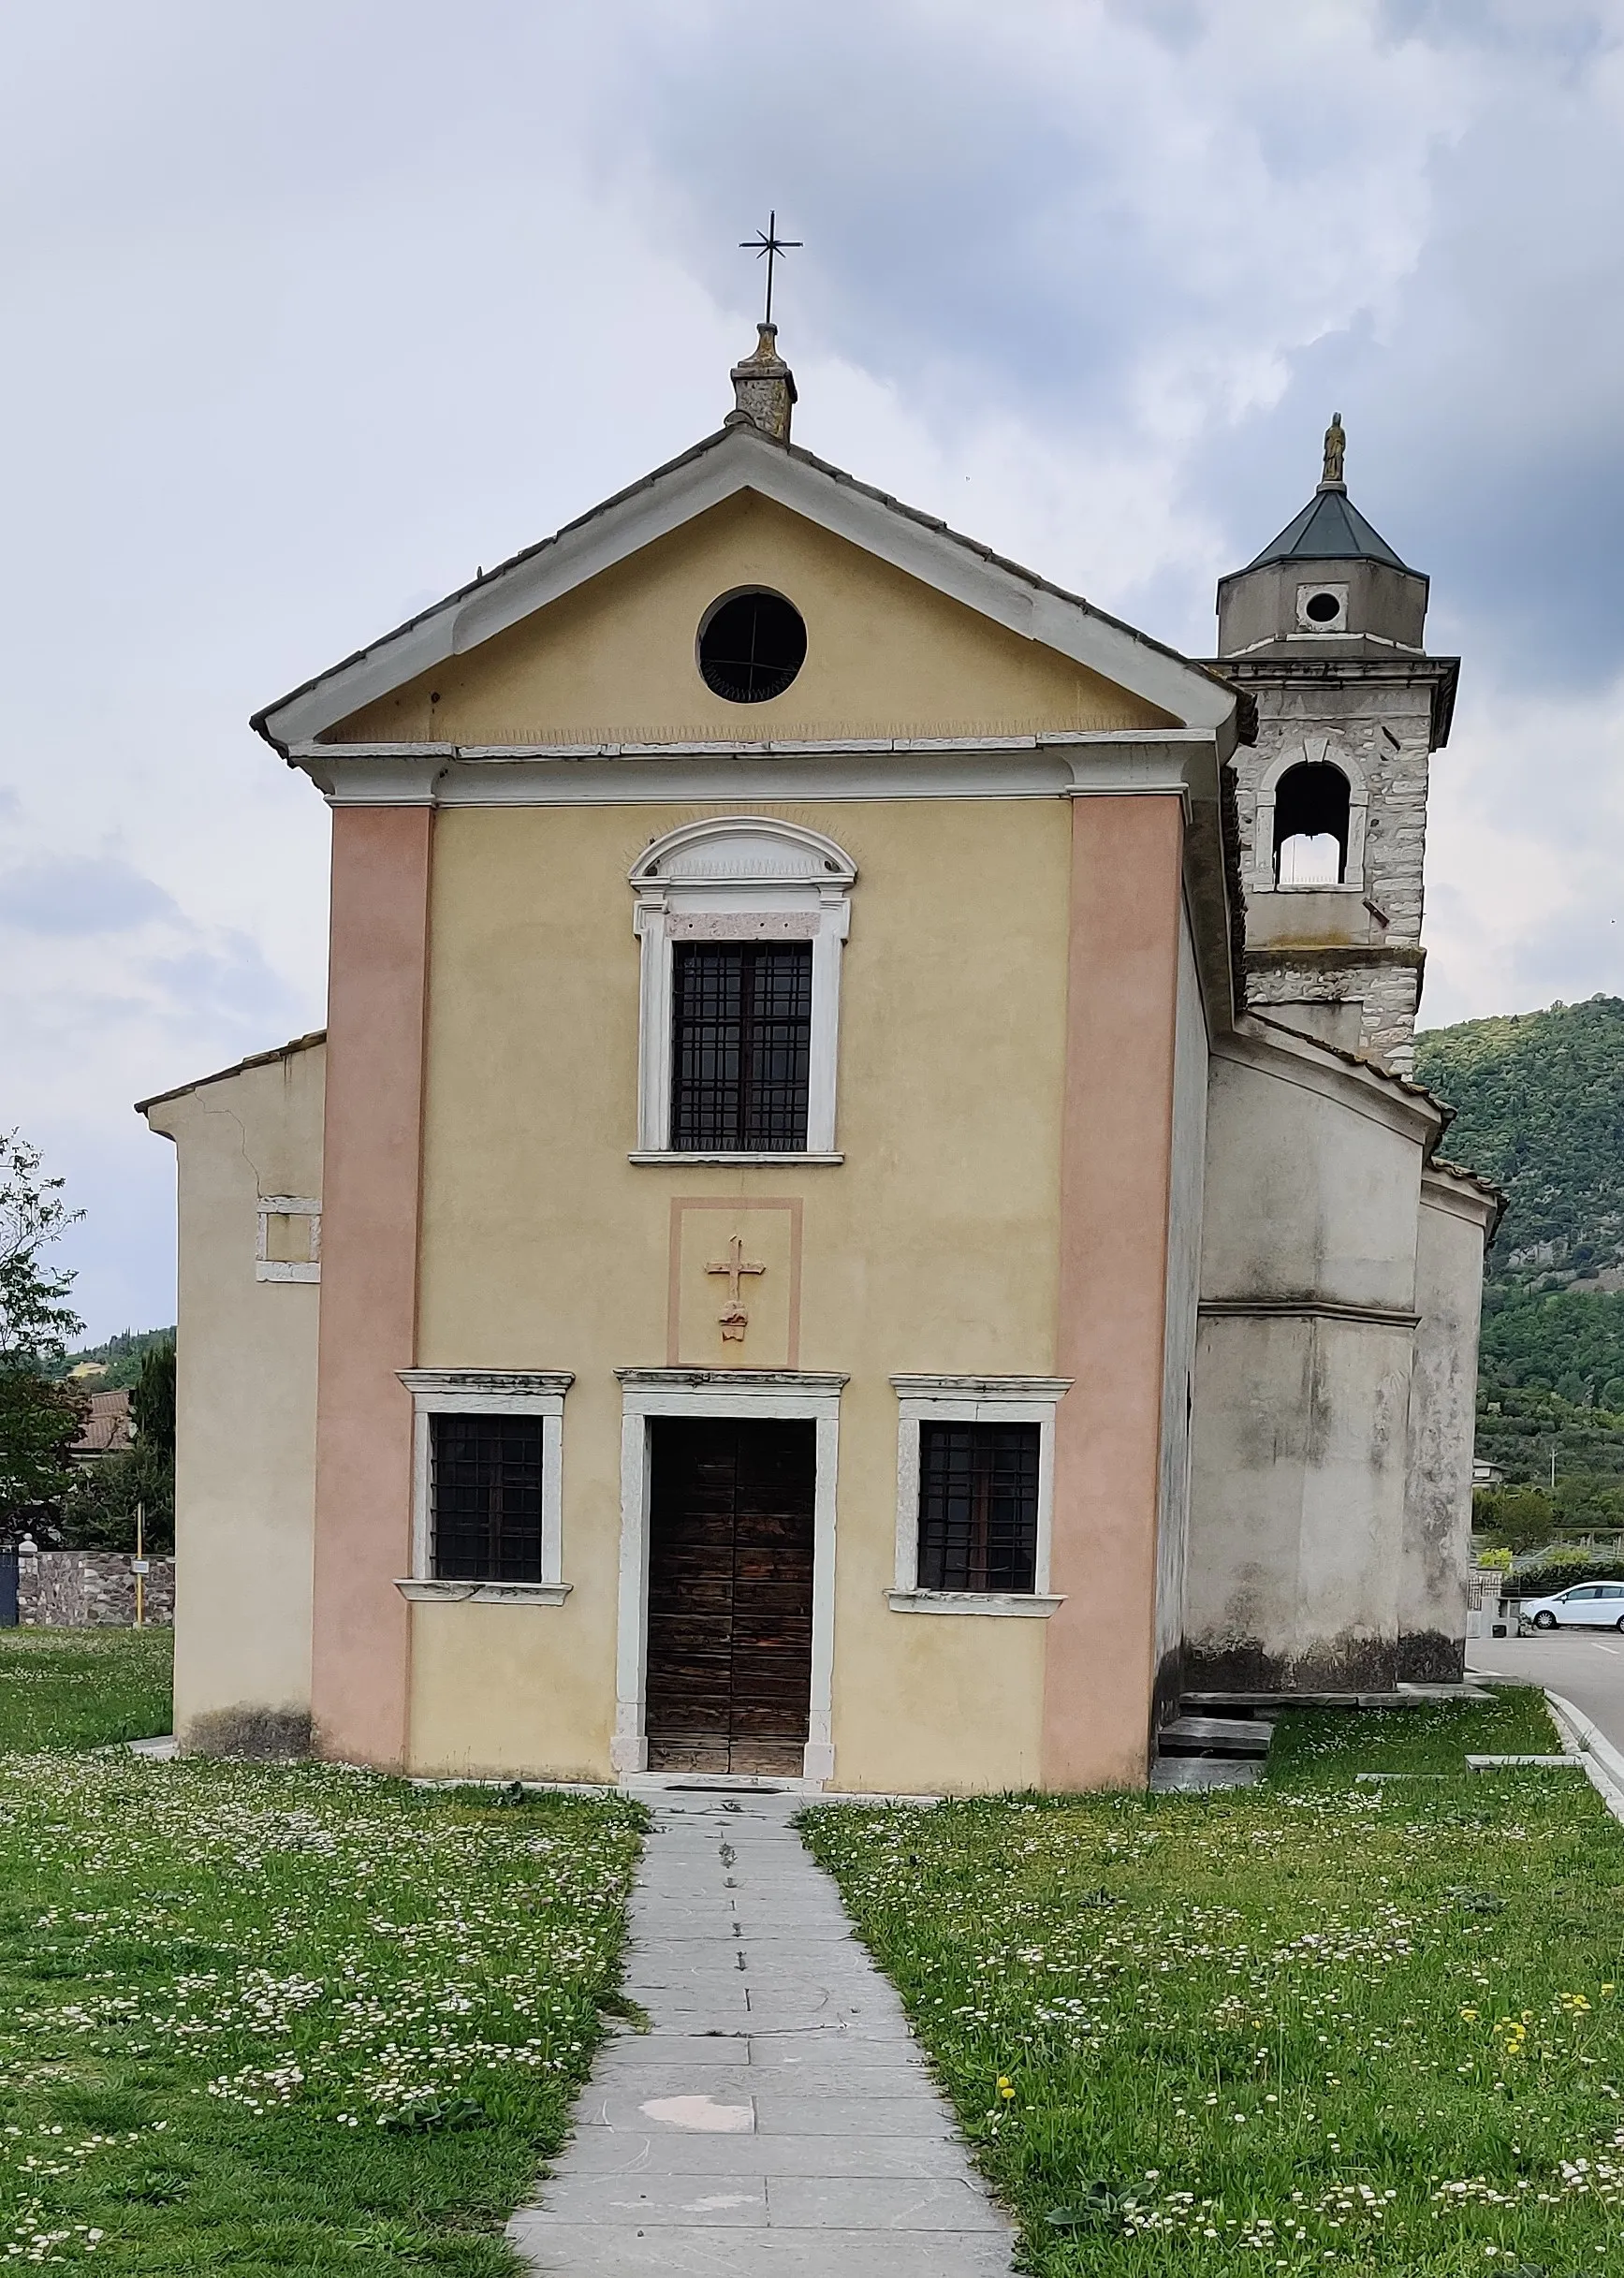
510,1789,1013,2275
1467,1631,1624,1754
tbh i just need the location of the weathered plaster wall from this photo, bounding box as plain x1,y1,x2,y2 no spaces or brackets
1151,900,1209,1722
334,491,1171,749
143,1043,323,1756
1185,1031,1433,1689
1399,1174,1494,1681
411,796,1075,1792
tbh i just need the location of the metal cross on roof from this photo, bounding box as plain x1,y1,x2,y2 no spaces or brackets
739,212,801,329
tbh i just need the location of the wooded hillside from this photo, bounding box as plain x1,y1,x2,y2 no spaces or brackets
1414,996,1624,1488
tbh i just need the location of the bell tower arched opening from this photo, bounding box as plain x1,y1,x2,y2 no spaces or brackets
1272,761,1351,887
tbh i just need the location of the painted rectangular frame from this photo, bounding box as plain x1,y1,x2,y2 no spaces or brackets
888,1373,1072,1617
256,1195,322,1284
613,1367,847,1782
666,1195,804,1367
395,1369,575,1605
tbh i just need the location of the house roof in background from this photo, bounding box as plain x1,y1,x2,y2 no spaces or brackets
72,1389,132,1457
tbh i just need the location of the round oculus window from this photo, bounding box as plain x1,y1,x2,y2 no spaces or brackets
697,590,807,704
1304,590,1343,623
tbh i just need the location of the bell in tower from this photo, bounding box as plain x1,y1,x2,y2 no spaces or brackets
1204,416,1459,1073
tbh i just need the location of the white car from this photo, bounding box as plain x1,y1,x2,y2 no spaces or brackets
1519,1581,1624,1632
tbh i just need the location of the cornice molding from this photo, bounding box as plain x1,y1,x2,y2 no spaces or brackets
1199,1296,1420,1329
291,731,1219,810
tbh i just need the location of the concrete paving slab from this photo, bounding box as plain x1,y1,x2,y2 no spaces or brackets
525,2174,769,2226
593,2035,754,2071
509,1792,1013,2275
767,2176,1008,2230
749,2095,958,2139
551,2131,974,2180
510,2223,1016,2274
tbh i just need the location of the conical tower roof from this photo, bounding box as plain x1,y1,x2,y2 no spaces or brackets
1245,484,1409,573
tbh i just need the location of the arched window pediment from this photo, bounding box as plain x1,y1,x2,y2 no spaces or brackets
629,816,856,1159
629,816,857,893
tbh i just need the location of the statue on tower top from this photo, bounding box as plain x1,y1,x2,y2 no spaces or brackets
1320,411,1346,489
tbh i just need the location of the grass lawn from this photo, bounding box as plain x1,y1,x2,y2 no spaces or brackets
0,1630,173,1753
803,1688,1624,2274
0,1632,645,2271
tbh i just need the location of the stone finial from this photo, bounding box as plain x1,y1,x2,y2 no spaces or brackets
726,323,797,445
1320,411,1347,491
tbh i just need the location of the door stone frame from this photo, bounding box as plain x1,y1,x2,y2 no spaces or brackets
613,1368,847,1783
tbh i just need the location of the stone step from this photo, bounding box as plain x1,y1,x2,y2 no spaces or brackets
1158,1715,1274,1756
1150,1757,1262,1791
1181,1685,1492,1711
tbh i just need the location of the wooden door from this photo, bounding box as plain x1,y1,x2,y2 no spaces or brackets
645,1418,816,1775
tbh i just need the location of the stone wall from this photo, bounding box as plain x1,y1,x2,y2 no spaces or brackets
1228,678,1435,1073
17,1549,175,1628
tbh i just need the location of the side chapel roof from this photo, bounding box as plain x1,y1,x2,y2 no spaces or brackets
135,1029,326,1116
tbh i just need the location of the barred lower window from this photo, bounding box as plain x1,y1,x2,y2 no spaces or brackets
670,941,812,1152
430,1412,545,1583
917,1421,1041,1595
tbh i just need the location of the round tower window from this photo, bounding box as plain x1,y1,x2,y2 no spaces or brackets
1304,590,1343,624
697,591,807,704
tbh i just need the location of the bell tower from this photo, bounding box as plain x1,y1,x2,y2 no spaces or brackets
1204,416,1459,1074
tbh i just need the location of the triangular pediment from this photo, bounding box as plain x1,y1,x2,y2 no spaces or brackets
255,425,1235,752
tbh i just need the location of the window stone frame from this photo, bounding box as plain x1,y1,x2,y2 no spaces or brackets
394,1369,574,1605
888,1374,1072,1617
629,817,856,1162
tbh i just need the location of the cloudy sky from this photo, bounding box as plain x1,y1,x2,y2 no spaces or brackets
3,0,1622,1339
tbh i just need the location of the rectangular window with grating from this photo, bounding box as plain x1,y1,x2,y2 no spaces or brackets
916,1421,1041,1594
670,941,812,1152
430,1412,546,1583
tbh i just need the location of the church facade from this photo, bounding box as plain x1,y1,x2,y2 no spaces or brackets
140,332,1497,1791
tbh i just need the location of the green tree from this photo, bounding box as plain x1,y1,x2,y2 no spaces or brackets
59,1336,176,1555
58,1444,173,1553
0,1133,84,1526
131,1338,175,1458
1472,1483,1558,1555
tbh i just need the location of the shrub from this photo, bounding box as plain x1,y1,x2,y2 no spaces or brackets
1504,1548,1624,1599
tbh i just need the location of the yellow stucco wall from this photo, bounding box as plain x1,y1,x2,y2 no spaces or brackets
144,1044,324,1753
410,798,1071,1791
334,490,1171,748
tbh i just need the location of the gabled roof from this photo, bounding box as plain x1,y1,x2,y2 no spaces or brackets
252,422,1238,751
1245,485,1411,573
135,1030,326,1117
72,1389,134,1457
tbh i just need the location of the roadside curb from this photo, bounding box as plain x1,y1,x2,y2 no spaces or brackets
1544,1690,1624,1830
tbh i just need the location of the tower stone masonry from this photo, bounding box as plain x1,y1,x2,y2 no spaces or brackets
1203,418,1458,1075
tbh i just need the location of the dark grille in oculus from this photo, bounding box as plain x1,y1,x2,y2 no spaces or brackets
917,1421,1041,1594
671,941,812,1151
697,591,807,703
430,1411,545,1583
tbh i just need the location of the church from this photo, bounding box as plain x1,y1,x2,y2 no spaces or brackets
139,325,1498,1792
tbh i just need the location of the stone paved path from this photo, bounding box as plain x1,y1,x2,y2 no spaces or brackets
508,1789,1015,2274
